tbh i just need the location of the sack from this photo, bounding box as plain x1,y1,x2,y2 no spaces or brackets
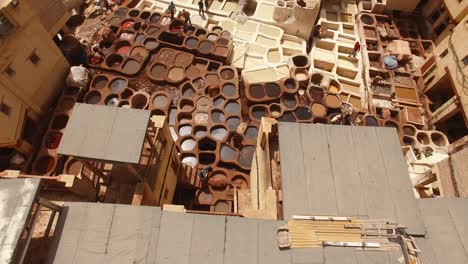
66,66,89,87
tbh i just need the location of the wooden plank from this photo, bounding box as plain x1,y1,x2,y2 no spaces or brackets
278,122,310,219
189,214,225,264
258,220,292,264
325,125,366,217
375,128,425,235
224,217,258,264
350,126,396,222
155,211,193,264
299,124,338,215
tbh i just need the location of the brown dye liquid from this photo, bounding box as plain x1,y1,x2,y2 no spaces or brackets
215,46,228,56
295,106,312,120
222,84,236,97
211,111,225,123
221,145,237,160
130,47,147,57
168,67,184,82
220,69,234,80
224,102,240,115
227,117,241,130
324,94,341,108
122,59,140,74
150,64,166,79
110,78,126,93
265,83,281,97
249,84,265,99
205,74,218,84
311,103,327,117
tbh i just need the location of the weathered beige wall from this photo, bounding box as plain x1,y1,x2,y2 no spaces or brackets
422,15,468,128
24,0,71,36
444,0,468,22
0,0,69,148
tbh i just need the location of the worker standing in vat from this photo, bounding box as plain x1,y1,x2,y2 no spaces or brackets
168,1,176,20
198,0,205,16
349,41,361,58
182,9,192,26
198,164,213,183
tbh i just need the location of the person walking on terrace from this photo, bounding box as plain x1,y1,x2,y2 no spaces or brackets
182,9,192,26
198,0,205,16
204,0,210,13
349,41,361,58
168,1,176,20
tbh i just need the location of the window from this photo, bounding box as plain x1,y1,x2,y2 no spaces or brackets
440,49,448,58
0,15,14,38
4,65,15,77
462,55,468,67
0,101,11,116
29,50,40,65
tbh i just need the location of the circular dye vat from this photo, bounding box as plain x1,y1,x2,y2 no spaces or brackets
211,127,228,140
295,106,312,121
249,84,265,99
211,110,225,123
185,37,198,49
122,59,140,75
105,95,120,107
121,89,133,99
51,115,69,130
91,75,108,89
147,26,160,35
109,78,127,93
175,53,192,68
215,46,228,56
238,146,255,167
121,19,135,29
134,34,145,44
195,127,207,138
153,94,169,107
270,104,282,118
179,125,192,136
140,11,150,19
207,34,218,41
252,106,267,120
245,126,258,141
85,91,101,104
109,17,123,27
130,46,147,57
131,93,148,109
194,113,209,125
205,74,218,85
198,137,216,151
221,30,231,39
33,155,56,175
199,41,215,53
106,54,123,68
265,83,281,97
168,67,185,82
181,138,196,151
279,112,296,122
284,78,297,91
220,68,235,80
282,95,298,110
208,172,228,191
431,132,448,147
116,44,130,55
221,145,237,161
45,131,63,149
292,55,309,67
150,13,161,23
179,99,194,111
364,115,379,126
324,94,341,108
231,175,248,189
222,83,236,97
144,38,158,50
182,84,195,97
226,117,241,130
128,9,139,17
403,125,416,136
213,97,225,107
224,101,240,115
216,38,229,46
311,103,327,117
150,64,167,80
182,155,198,167
361,14,375,25
328,80,341,93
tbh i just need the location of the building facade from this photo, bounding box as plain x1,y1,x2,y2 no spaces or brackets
0,0,70,167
